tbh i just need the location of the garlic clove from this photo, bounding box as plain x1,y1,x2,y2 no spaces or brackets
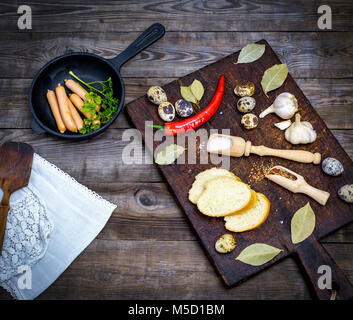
260,92,298,119
274,119,291,130
259,104,275,118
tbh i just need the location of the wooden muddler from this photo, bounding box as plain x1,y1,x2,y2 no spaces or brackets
207,134,321,164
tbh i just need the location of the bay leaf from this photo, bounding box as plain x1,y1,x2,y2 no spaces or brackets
235,243,282,266
190,79,204,101
180,86,197,104
291,202,316,244
261,64,288,97
155,144,185,165
235,43,265,64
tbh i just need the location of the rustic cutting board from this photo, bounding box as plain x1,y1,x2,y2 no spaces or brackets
126,40,353,299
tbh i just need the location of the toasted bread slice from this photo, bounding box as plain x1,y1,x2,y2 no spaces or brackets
224,193,270,232
231,189,258,215
197,177,251,217
188,168,241,204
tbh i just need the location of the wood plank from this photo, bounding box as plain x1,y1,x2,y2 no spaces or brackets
1,0,352,32
0,32,352,79
0,128,162,183
2,240,352,300
126,39,353,289
1,78,353,129
0,129,351,184
89,182,353,244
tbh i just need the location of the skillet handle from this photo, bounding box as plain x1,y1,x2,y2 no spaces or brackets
295,235,353,300
109,23,165,70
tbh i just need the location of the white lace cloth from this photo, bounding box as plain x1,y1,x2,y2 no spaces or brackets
0,154,116,299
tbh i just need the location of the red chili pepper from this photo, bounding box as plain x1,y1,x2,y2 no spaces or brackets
150,75,225,135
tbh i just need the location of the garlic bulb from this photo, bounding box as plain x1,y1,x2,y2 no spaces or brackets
259,92,298,119
285,114,317,144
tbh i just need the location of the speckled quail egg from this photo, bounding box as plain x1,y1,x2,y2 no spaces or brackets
147,86,167,105
322,157,344,176
234,82,255,97
175,99,193,118
215,234,236,253
158,101,175,122
237,96,256,113
338,184,353,203
241,113,259,130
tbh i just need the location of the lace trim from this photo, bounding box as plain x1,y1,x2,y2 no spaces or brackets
0,186,52,299
33,154,116,212
0,280,17,299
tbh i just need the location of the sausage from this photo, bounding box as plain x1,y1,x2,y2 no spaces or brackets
69,93,101,127
65,79,100,111
65,79,87,101
67,98,83,130
69,93,92,118
46,90,66,133
55,84,77,133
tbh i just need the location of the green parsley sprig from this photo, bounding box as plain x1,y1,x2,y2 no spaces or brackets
68,71,119,134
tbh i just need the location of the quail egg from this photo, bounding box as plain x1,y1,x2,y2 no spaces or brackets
322,157,344,176
234,82,255,97
241,113,259,130
338,184,353,203
147,86,167,105
158,102,175,122
237,96,256,113
175,99,193,118
215,234,236,253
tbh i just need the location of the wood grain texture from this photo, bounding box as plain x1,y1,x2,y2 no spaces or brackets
1,0,352,32
0,129,351,184
126,40,353,289
1,78,353,129
0,32,352,79
1,240,352,300
0,0,352,300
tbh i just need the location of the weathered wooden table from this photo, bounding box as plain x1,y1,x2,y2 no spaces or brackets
0,0,352,299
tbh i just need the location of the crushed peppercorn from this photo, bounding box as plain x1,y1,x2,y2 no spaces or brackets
269,167,297,181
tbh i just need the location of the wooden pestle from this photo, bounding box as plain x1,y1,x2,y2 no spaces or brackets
207,134,321,164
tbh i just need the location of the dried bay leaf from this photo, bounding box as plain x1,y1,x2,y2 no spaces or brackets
291,202,316,244
190,79,204,102
261,64,288,97
235,43,265,64
180,86,197,104
235,243,282,266
155,144,185,165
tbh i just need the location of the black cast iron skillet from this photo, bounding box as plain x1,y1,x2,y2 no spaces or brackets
29,23,165,140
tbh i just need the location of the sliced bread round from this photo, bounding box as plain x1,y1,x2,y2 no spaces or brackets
231,189,258,215
224,193,270,232
188,167,241,204
197,177,251,217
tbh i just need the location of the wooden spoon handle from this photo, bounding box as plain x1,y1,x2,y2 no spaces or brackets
250,145,321,164
299,184,330,206
0,204,10,254
296,236,353,300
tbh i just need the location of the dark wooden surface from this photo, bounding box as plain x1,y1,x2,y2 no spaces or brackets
126,39,353,291
0,0,352,299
